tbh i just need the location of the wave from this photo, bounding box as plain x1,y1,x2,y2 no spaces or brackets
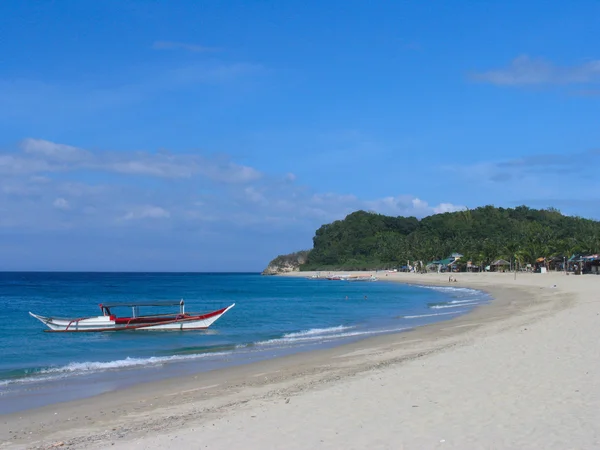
403,310,466,319
38,353,228,374
448,299,483,304
0,373,65,389
256,326,409,347
0,351,230,387
2,297,484,389
283,325,353,339
0,326,396,387
413,285,479,294
430,302,480,309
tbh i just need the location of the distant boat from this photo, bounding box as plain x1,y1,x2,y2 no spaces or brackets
30,300,234,332
346,275,378,282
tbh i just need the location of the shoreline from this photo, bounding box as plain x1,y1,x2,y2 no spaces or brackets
0,276,487,415
1,272,589,449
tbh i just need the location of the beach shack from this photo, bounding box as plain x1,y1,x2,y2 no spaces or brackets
565,254,600,275
491,259,510,273
466,260,480,272
427,253,463,273
567,254,586,274
548,255,567,272
534,257,547,273
583,254,600,274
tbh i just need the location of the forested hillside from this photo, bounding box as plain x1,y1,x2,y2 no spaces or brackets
297,206,600,271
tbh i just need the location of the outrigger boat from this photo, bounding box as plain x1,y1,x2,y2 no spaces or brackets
29,300,235,332
346,275,378,282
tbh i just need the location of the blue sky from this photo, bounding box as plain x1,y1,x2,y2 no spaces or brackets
1,0,599,271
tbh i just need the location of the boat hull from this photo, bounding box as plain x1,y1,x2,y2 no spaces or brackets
346,276,378,282
29,304,235,332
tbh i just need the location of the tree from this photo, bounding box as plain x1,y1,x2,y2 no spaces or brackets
294,206,600,271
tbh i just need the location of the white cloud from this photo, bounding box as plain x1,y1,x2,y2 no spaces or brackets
0,139,262,183
0,154,58,175
433,203,465,214
364,195,465,217
1,179,42,196
108,158,196,178
411,198,429,211
199,159,262,183
244,187,266,204
123,206,170,220
53,198,70,210
471,55,600,86
56,182,107,197
180,188,464,232
107,153,262,182
0,138,464,234
21,138,91,162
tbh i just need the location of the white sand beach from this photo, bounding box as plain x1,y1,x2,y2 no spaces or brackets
2,271,600,449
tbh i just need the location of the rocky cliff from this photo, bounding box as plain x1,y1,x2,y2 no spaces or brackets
261,250,309,275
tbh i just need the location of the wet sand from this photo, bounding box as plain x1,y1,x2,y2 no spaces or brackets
2,272,599,449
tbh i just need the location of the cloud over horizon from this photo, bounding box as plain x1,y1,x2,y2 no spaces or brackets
0,139,464,236
444,148,600,213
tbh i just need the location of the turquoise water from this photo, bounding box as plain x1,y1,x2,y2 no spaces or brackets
0,272,490,413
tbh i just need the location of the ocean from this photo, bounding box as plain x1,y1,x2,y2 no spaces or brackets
0,272,490,413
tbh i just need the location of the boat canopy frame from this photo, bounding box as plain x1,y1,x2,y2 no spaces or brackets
100,300,185,317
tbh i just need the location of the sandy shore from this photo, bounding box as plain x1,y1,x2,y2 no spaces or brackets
2,271,600,449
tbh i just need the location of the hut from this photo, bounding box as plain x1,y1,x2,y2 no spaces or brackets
567,254,588,274
548,255,567,272
583,254,600,274
466,260,480,272
491,259,510,273
426,253,463,273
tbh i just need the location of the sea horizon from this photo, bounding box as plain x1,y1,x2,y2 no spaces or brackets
0,270,263,274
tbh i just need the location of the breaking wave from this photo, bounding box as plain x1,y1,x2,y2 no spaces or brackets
0,352,230,387
429,302,481,309
448,299,483,304
412,285,480,294
403,310,466,319
255,326,409,347
283,325,353,339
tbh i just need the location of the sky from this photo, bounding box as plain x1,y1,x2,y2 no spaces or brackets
1,0,599,271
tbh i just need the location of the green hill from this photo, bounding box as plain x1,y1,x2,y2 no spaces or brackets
276,206,600,271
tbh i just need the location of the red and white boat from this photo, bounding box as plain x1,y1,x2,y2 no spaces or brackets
29,300,235,332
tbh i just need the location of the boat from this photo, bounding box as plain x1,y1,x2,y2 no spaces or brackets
29,300,235,332
346,275,378,282
326,275,349,281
